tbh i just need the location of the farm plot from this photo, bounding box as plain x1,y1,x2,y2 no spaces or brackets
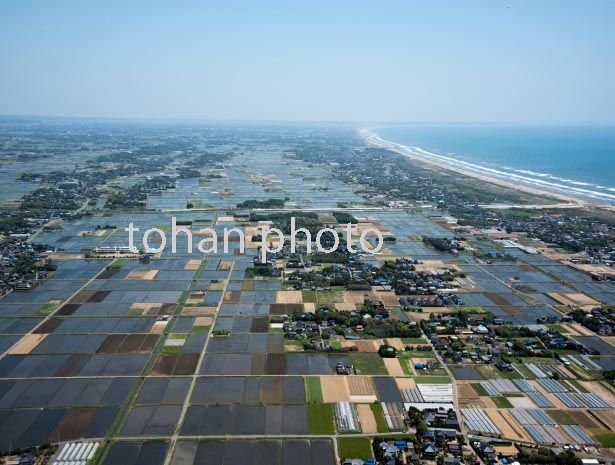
347,376,377,402
562,425,595,445
591,410,615,430
346,340,379,352
135,377,191,405
126,270,159,280
402,381,455,408
507,408,596,445
284,353,337,375
200,354,253,375
276,291,303,303
265,353,287,375
356,404,378,433
152,353,199,375
486,409,530,443
190,376,305,404
120,405,182,436
182,306,216,316
0,406,119,450
44,316,158,334
102,441,168,465
334,402,361,432
7,334,47,354
547,293,599,306
320,376,350,403
374,377,403,403
48,406,117,442
567,410,601,429
450,365,483,380
180,405,309,436
307,403,335,434
0,353,149,378
171,439,335,465
269,303,304,315
30,334,106,354
461,408,500,435
457,383,479,399
383,358,404,376
572,336,615,356
380,402,406,431
0,377,134,408
206,334,283,353
96,334,159,354
348,353,387,375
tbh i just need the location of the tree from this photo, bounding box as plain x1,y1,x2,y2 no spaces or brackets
378,344,398,358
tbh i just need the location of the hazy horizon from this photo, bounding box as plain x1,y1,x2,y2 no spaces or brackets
1,0,614,123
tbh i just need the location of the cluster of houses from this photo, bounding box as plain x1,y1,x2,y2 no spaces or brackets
343,439,457,465
568,308,615,339
472,440,521,465
344,432,465,465
399,292,465,309
426,325,538,366
21,184,88,211
0,239,49,295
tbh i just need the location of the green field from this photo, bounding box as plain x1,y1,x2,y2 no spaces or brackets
402,338,428,345
595,433,615,448
546,410,576,425
306,377,323,403
126,307,144,316
111,258,129,267
349,353,388,375
187,200,212,208
455,305,487,314
474,383,489,396
190,325,211,334
301,290,343,304
567,379,589,393
413,375,451,384
399,358,412,376
496,369,523,380
337,437,372,460
492,396,513,408
545,324,568,334
370,403,389,433
307,403,335,434
474,363,521,380
34,301,61,316
403,353,436,359
514,365,536,380
160,345,183,354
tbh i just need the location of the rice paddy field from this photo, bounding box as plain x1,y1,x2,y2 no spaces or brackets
1,126,614,464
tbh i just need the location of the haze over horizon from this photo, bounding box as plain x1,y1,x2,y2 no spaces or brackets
1,0,614,124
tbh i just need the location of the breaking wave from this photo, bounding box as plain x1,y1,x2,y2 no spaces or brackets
363,130,615,204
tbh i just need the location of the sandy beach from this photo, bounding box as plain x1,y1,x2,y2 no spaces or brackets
359,128,607,208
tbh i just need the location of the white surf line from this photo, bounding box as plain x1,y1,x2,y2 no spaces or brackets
360,128,615,204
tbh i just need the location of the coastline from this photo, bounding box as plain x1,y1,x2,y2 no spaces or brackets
359,128,610,208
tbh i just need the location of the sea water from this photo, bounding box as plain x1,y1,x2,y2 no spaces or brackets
372,124,615,203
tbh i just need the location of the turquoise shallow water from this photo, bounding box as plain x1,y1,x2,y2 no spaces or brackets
372,125,615,203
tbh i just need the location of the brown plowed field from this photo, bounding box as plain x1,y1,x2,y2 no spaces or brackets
347,377,376,396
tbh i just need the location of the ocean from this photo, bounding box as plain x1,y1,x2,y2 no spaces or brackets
371,125,615,204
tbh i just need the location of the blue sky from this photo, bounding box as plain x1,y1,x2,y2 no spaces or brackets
0,0,613,122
